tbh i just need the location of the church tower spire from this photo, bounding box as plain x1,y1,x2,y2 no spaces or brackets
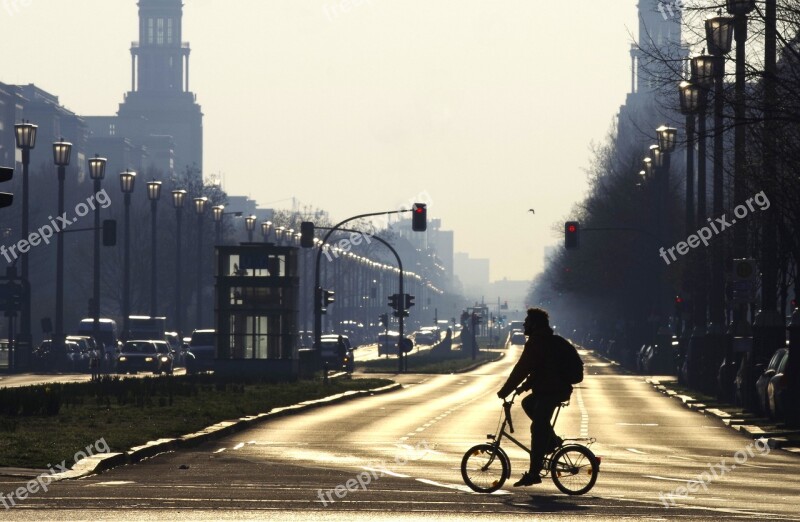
131,0,190,93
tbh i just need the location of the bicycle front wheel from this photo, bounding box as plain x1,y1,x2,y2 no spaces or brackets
550,444,599,495
461,443,509,493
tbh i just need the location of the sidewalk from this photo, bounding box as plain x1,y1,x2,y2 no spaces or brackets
646,377,800,455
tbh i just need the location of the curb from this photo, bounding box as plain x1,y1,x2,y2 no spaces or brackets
451,351,505,373
645,378,800,454
49,382,403,481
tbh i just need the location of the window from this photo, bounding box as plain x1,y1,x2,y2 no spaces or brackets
147,18,154,44
167,18,173,44
157,18,164,45
109,123,116,136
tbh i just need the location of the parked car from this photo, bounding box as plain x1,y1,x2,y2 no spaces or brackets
185,329,216,374
756,347,787,417
0,339,8,369
642,341,678,375
319,334,354,372
117,340,173,375
766,349,789,419
504,331,526,349
378,331,400,356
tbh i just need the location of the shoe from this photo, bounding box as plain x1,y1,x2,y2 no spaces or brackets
513,471,542,487
546,436,564,453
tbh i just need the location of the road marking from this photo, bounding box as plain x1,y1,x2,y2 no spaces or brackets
415,477,510,495
87,481,135,486
626,448,648,454
616,423,659,426
233,443,245,450
643,474,691,483
213,448,226,454
577,387,589,437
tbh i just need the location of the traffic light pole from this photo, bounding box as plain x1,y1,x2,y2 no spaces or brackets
315,223,409,372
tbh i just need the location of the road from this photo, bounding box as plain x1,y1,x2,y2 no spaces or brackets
0,368,187,388
1,346,798,521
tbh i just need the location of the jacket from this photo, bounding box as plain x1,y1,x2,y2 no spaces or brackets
498,326,573,401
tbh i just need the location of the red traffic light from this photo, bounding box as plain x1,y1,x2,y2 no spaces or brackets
567,224,576,233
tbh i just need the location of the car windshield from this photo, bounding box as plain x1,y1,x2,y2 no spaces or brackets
155,343,170,354
511,334,526,344
124,342,156,354
320,341,340,353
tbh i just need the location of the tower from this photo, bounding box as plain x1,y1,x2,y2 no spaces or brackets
89,0,203,179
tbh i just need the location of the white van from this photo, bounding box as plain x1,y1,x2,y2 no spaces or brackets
77,318,121,358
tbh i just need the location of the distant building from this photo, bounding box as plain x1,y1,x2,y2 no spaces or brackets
618,0,686,149
85,0,203,181
454,252,490,300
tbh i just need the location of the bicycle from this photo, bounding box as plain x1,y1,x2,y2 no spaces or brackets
461,390,600,495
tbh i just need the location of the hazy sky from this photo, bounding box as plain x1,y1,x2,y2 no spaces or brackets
1,0,640,283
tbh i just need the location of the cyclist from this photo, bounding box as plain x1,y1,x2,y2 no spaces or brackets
497,307,576,487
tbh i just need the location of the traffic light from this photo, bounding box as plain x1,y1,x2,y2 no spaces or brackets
0,167,13,208
565,221,579,249
318,287,335,314
674,296,684,316
300,221,315,248
388,293,400,312
102,219,117,246
404,294,415,309
412,203,427,232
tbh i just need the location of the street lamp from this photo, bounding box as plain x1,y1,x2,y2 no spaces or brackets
276,226,286,245
120,170,136,337
649,144,663,168
212,205,224,245
14,121,37,366
261,221,273,243
245,215,256,243
194,196,208,328
88,154,106,349
52,139,72,352
147,180,162,317
656,126,678,154
172,189,187,336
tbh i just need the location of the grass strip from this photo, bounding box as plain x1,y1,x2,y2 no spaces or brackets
357,348,502,374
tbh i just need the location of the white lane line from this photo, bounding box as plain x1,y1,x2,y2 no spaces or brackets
213,448,226,454
616,423,659,426
87,481,135,487
415,478,511,495
233,442,245,450
363,467,409,478
577,387,589,437
642,474,690,483
626,448,648,454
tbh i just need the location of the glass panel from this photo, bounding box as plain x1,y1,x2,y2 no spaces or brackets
148,18,154,43
157,18,164,45
167,18,173,44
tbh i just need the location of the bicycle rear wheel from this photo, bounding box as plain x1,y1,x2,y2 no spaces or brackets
550,444,599,495
461,443,509,493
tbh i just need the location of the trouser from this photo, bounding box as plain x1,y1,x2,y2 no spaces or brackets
521,394,562,474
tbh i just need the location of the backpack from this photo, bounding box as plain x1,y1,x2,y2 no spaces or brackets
554,337,584,384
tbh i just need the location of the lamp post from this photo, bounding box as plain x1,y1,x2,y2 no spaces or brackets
706,13,737,400
147,181,162,317
88,154,107,348
172,190,187,336
194,196,208,328
120,170,136,337
275,226,285,246
14,121,37,366
245,215,256,243
212,205,224,245
53,139,72,351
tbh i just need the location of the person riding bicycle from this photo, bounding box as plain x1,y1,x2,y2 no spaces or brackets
497,307,579,487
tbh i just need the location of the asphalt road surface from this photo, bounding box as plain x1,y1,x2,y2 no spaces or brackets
2,347,799,521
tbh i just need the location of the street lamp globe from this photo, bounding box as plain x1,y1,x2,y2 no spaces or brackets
172,189,187,209
53,139,72,167
679,81,705,115
649,144,665,168
147,180,162,201
261,221,272,239
643,156,653,176
245,215,257,232
726,0,755,15
194,196,208,215
656,126,678,154
212,205,225,222
119,170,136,193
691,54,717,88
88,154,107,180
706,15,735,56
14,121,37,149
